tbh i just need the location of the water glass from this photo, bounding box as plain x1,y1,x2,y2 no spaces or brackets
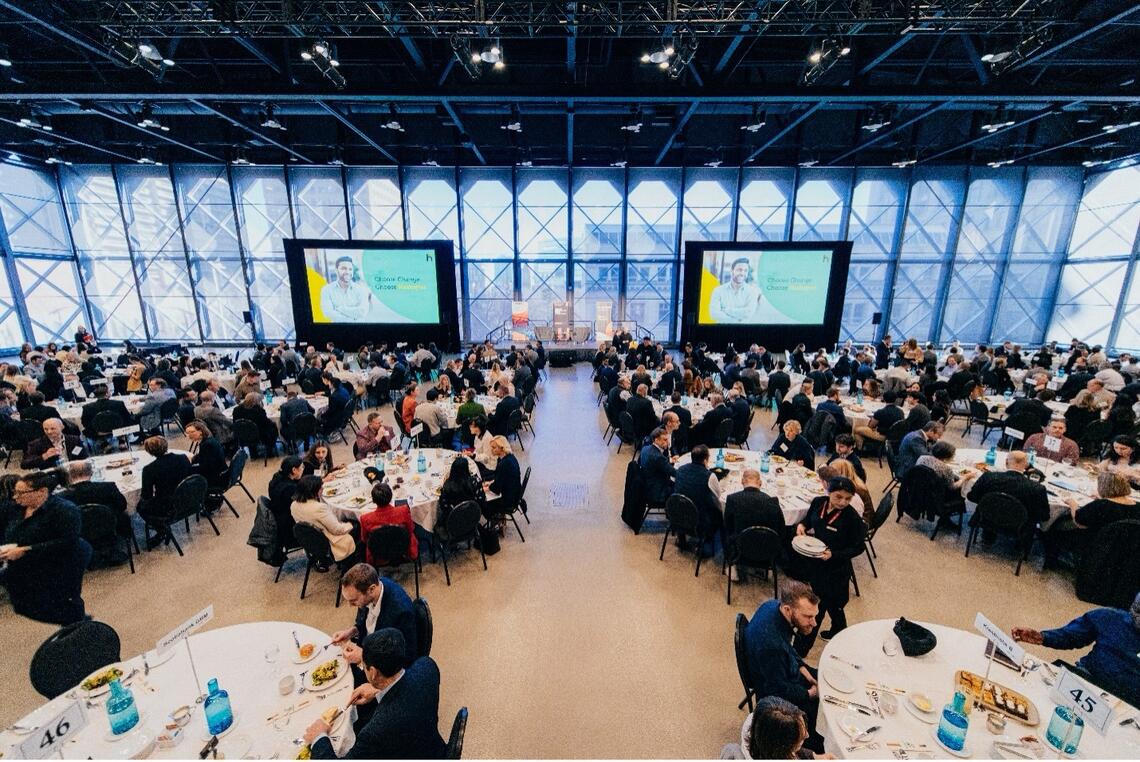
264,644,280,676
1045,705,1084,755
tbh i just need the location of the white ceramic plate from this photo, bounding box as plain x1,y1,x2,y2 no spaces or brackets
103,712,148,742
905,698,938,724
792,535,828,557
823,667,855,694
291,645,323,665
931,725,973,758
78,662,127,699
837,710,875,738
306,658,348,691
199,714,239,741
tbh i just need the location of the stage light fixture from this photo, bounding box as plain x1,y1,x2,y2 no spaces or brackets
741,107,767,132
135,103,170,132
610,160,627,167
0,45,12,67
260,104,286,131
704,159,723,167
861,108,892,133
891,158,916,168
301,41,346,88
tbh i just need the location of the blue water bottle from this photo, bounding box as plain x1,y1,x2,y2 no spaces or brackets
856,388,864,404
105,678,140,735
417,450,427,473
1027,447,1037,467
203,677,233,736
760,452,770,473
936,691,970,752
715,448,725,469
986,445,997,466
1003,389,1012,401
265,389,273,405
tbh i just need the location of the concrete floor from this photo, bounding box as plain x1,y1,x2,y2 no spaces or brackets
0,364,1099,758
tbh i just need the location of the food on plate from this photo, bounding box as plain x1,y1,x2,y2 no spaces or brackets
81,666,123,692
349,496,367,506
974,462,991,472
723,453,746,464
323,487,340,497
909,693,933,713
769,455,787,464
298,643,315,659
320,706,341,724
310,659,340,687
956,670,1037,725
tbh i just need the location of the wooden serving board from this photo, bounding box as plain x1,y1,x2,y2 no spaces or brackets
954,670,1040,727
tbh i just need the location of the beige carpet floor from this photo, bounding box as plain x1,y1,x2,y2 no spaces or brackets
0,364,1100,758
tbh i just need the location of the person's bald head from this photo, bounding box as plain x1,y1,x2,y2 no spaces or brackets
1007,450,1029,471
741,469,761,488
662,411,679,430
636,383,648,397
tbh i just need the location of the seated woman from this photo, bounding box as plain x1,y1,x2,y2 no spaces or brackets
482,436,521,525
0,471,91,625
267,456,303,551
359,482,417,567
301,439,344,481
768,420,816,470
1099,435,1140,485
184,421,228,490
290,475,358,567
231,392,280,452
916,441,970,493
1044,472,1139,568
468,417,498,480
438,456,480,525
719,696,833,760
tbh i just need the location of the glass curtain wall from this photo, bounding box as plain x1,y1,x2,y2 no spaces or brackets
0,161,1138,351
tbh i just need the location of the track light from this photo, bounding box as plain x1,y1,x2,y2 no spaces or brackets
423,159,440,167
862,108,892,133
301,41,346,88
892,158,916,168
620,111,643,133
798,159,819,167
260,104,286,130
108,35,174,79
987,158,1015,168
704,159,723,167
987,27,1052,75
135,103,169,131
741,108,767,132
0,45,12,67
803,38,850,84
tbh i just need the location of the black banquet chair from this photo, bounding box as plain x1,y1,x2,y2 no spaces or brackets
78,502,136,574
141,474,214,557
734,613,756,712
433,500,487,586
659,494,706,576
293,522,344,606
30,620,121,700
366,524,422,598
964,492,1033,576
724,525,782,605
413,597,433,659
445,707,469,760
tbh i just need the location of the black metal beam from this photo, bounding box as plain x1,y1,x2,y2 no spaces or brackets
233,36,284,75
566,102,574,165
712,9,759,76
77,101,225,162
316,102,397,163
187,99,313,162
0,116,136,162
959,34,989,85
857,34,914,77
745,103,824,164
655,101,699,165
917,105,1060,164
1012,122,1140,163
826,101,953,164
1008,5,1140,72
440,99,485,164
0,0,122,65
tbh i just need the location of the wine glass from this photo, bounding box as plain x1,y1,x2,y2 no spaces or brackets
264,644,280,677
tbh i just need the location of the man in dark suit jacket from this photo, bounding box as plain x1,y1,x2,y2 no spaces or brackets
638,427,676,505
596,359,618,393
692,393,732,447
790,381,815,426
1005,391,1055,429
625,384,658,440
724,469,784,538
655,361,681,397
19,392,61,426
306,629,446,760
728,389,751,440
766,362,792,404
21,418,88,470
663,393,692,453
966,450,1050,526
80,385,132,436
487,385,522,437
333,564,418,666
875,336,893,370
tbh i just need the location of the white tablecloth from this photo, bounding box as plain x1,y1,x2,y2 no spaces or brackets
812,395,887,432
673,449,822,525
0,621,356,760
818,618,1139,759
322,448,479,533
86,449,192,513
437,395,499,429
980,395,1070,419
652,396,711,424
49,396,146,426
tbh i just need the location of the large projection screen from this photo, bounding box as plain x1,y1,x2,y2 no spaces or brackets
283,239,460,350
680,240,852,350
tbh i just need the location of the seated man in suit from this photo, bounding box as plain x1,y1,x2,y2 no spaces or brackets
193,390,234,444
304,628,446,760
766,362,792,404
1005,389,1056,429
663,392,692,451
826,434,866,482
332,563,418,667
744,582,824,752
80,384,133,437
966,449,1050,530
625,383,658,440
724,468,784,543
486,384,521,437
639,427,676,508
21,417,88,470
691,393,732,447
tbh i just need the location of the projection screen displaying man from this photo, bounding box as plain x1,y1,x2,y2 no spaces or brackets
708,257,765,323
319,256,373,321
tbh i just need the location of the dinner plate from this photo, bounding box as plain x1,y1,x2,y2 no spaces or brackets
306,658,348,691
823,668,856,694
292,645,323,665
78,662,127,699
792,535,828,557
931,726,973,758
837,710,875,738
905,698,939,724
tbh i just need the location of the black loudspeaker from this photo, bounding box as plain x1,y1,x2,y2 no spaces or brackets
872,312,883,325
242,311,254,324
548,350,576,367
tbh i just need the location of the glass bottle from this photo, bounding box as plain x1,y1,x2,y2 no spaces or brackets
105,678,140,736
985,446,997,466
417,450,427,473
937,691,969,752
203,677,233,736
1026,447,1037,467
715,448,725,470
760,452,770,474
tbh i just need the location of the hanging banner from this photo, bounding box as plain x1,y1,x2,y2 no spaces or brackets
594,301,614,342
552,301,571,341
510,301,529,342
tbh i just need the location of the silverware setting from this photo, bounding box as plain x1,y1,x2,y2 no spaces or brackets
829,654,862,669
851,725,881,742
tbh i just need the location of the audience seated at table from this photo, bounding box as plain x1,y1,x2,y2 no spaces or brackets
360,481,418,568
915,441,970,493
57,459,129,565
0,471,91,625
1013,592,1140,710
743,583,825,753
825,434,865,481
966,449,1049,532
79,384,132,437
332,563,418,667
639,427,677,509
265,456,302,552
823,461,873,525
232,392,280,452
301,439,342,480
1004,389,1057,429
1043,471,1138,568
486,384,521,438
1099,435,1140,484
1022,417,1080,464
466,418,497,479
626,384,657,440
723,468,784,547
789,381,814,426
768,420,815,470
482,436,521,526
413,388,450,446
184,420,229,492
672,444,722,556
354,412,394,460
193,390,234,445
21,418,88,470
438,456,480,526
894,421,944,480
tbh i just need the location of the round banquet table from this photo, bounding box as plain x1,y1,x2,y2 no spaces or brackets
0,621,355,760
979,394,1070,419
49,396,146,425
952,448,1140,529
437,394,499,429
86,448,191,513
618,369,661,386
812,395,887,432
652,395,710,424
673,450,824,525
817,618,1140,759
320,448,480,533
223,394,328,423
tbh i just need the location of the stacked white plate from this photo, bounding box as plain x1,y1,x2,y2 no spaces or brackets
792,535,828,558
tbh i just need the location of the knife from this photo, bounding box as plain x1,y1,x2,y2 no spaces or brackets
823,696,874,716
292,631,302,650
851,725,881,742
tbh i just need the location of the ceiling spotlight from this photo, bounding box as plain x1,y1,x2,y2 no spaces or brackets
987,158,1015,168
137,43,153,54
0,58,11,68
620,120,642,133
892,158,917,168
329,58,339,67
381,119,404,132
808,50,823,64
982,119,1015,133
301,50,313,60
161,58,176,67
108,35,174,79
986,27,1053,76
610,160,627,168
798,159,819,167
423,159,440,167
518,160,533,167
980,51,1011,64
862,108,892,133
260,104,286,130
741,107,767,132
472,53,482,63
479,43,503,63
313,42,327,55
301,41,346,89
839,45,851,56
328,157,345,166
45,156,72,166
803,38,849,83
493,60,505,70
704,159,723,167
135,103,168,131
6,152,19,161
640,53,651,63
658,61,669,70
501,120,522,132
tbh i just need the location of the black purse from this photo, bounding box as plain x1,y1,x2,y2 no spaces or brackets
475,523,501,555
893,617,937,657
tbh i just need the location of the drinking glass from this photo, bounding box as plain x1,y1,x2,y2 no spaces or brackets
1045,706,1083,755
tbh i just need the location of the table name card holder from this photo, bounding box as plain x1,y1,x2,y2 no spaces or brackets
156,605,215,704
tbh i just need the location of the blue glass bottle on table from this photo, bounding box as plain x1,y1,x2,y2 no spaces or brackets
936,691,970,752
1026,447,1037,467
105,678,140,735
1045,705,1083,755
760,452,770,473
715,448,725,470
417,450,427,473
986,446,997,466
203,678,233,735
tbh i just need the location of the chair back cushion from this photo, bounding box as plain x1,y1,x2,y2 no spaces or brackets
30,620,121,699
413,597,433,659
664,494,699,532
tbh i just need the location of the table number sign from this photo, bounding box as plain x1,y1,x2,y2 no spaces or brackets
112,425,139,439
17,701,86,760
409,423,424,437
1051,668,1114,734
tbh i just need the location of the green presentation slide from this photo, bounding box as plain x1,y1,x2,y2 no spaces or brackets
308,248,441,324
698,249,832,325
